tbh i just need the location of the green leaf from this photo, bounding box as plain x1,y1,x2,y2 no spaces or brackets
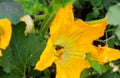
102,0,112,9
19,0,47,15
86,53,92,61
38,0,47,6
115,25,120,40
86,12,96,21
49,0,75,14
106,3,120,26
28,68,42,77
39,14,54,37
100,64,109,73
0,68,21,78
100,70,120,78
74,0,80,8
59,0,75,6
80,64,110,78
86,53,103,75
79,0,86,4
93,7,100,17
90,0,102,7
107,37,115,48
44,69,50,78
0,22,46,76
89,60,102,74
0,0,14,2
80,68,97,78
0,1,24,24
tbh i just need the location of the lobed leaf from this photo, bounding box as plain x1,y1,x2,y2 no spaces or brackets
106,3,120,26
0,22,46,76
89,60,102,74
115,25,120,40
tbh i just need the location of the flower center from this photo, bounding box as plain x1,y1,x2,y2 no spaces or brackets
54,45,64,60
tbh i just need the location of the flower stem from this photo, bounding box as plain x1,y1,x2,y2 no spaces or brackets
39,13,54,38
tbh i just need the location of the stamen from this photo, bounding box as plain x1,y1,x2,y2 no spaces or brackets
57,48,64,55
55,45,64,51
54,45,64,60
83,54,87,59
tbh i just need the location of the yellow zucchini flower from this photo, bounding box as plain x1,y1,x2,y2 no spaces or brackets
35,4,120,78
0,18,12,56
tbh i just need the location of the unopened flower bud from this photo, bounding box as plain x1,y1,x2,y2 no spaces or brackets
20,15,35,36
113,66,119,72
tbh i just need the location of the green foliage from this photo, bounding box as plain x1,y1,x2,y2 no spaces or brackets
115,25,120,40
0,0,14,2
0,1,24,24
28,69,42,77
106,3,120,26
84,53,116,78
0,22,46,77
74,0,120,55
106,3,120,42
89,60,102,74
15,0,76,38
107,37,115,48
16,0,75,15
74,0,120,21
100,70,120,78
81,62,120,78
0,0,76,77
44,69,51,78
49,0,75,13
80,68,97,78
90,0,102,7
18,0,47,15
86,53,103,74
106,3,120,40
0,68,21,78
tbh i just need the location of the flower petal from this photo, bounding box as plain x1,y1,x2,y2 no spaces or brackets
35,39,56,71
77,18,108,44
0,50,2,57
0,18,12,49
94,46,120,64
55,62,68,78
50,4,74,41
55,58,90,78
52,18,108,50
